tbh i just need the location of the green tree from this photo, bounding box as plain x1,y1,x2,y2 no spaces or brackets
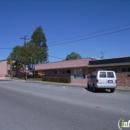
7,45,25,77
25,42,47,68
31,26,48,63
65,52,82,60
8,42,48,70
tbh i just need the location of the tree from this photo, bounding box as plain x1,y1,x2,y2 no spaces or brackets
31,26,48,63
25,42,47,68
7,26,48,77
7,45,25,77
7,41,48,77
65,52,82,60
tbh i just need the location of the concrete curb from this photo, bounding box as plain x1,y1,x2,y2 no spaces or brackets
10,79,130,91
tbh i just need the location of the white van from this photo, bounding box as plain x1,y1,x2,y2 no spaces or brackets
87,70,117,92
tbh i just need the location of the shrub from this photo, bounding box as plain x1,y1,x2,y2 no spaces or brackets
42,76,70,83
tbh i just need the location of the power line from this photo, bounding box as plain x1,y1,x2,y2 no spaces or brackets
47,1,130,35
49,55,64,60
0,47,65,60
48,27,130,46
48,23,130,44
45,1,104,32
1,26,130,50
1,27,130,49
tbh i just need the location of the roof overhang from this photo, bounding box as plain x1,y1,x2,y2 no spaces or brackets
87,62,130,68
31,66,87,71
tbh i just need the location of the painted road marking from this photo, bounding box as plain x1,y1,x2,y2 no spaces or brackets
83,88,87,91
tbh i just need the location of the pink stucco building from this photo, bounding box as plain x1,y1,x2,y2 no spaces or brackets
0,60,8,76
35,56,130,87
35,58,92,84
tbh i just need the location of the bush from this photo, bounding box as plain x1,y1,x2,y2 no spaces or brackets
42,76,70,83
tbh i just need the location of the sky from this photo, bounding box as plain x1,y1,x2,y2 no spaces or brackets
0,0,130,62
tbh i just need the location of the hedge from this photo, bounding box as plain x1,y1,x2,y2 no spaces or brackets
42,76,70,83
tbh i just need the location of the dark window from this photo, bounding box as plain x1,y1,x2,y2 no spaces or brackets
107,72,114,78
111,69,116,72
121,68,127,72
54,70,57,74
128,68,130,72
99,72,106,78
74,69,83,79
67,70,70,74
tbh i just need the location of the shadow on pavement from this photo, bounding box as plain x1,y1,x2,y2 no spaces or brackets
84,87,111,93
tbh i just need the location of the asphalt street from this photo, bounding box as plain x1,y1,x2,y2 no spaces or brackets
0,80,130,130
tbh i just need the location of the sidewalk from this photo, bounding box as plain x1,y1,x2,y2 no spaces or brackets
10,78,130,91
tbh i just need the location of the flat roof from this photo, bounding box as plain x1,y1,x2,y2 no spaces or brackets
89,56,130,66
87,62,130,68
91,56,130,61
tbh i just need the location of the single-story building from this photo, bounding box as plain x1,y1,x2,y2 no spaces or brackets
35,58,92,84
1,56,130,87
34,56,130,87
87,56,130,87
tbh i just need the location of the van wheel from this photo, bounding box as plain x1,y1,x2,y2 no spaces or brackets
93,84,97,92
110,89,115,93
87,84,90,89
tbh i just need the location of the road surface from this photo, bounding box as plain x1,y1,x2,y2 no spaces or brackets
0,80,130,130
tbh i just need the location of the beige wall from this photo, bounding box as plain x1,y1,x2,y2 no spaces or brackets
0,60,8,75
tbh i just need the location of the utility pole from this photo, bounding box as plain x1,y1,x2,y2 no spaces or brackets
100,51,105,59
20,35,28,80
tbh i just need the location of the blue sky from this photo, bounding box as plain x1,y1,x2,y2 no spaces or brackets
0,0,130,62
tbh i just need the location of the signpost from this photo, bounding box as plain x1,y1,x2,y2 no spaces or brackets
25,70,28,73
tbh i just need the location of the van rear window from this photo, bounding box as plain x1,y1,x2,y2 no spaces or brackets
107,72,114,78
99,72,106,78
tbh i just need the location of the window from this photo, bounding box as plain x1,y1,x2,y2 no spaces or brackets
74,69,83,79
121,68,127,72
107,72,114,78
67,70,70,74
99,72,106,78
54,70,57,74
7,64,10,69
121,68,130,72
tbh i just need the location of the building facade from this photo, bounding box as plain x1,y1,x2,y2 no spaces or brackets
0,60,8,77
88,56,130,87
35,56,130,87
35,58,91,84
1,56,130,87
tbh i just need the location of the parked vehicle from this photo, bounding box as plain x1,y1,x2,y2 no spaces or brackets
87,70,117,92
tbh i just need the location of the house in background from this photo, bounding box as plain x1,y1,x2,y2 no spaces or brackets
35,58,92,84
0,60,8,76
0,59,25,77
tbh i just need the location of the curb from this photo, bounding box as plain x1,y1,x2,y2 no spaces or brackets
10,79,130,91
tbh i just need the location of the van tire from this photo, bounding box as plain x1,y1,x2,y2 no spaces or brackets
110,89,115,93
87,84,90,89
93,84,97,92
